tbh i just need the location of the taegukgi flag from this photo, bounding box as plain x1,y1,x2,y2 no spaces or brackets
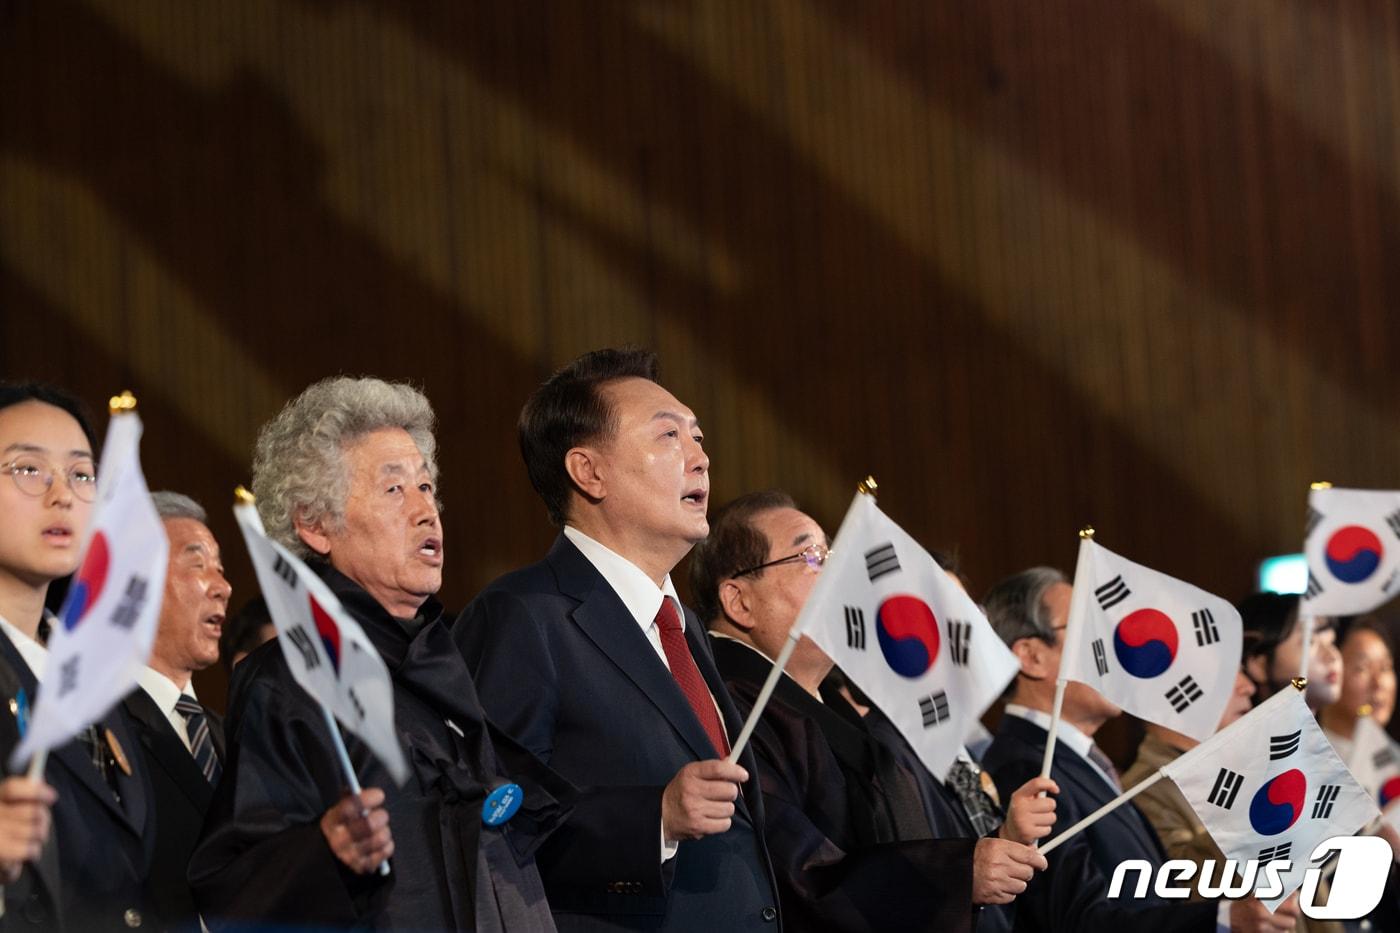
1343,714,1400,832
801,492,1020,780
14,405,169,767
1162,688,1378,911
1059,538,1242,743
1303,487,1400,616
233,499,408,785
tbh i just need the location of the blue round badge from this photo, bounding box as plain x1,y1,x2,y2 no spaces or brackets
482,783,523,827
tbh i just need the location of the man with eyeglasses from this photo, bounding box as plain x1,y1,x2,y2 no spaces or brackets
689,490,1054,932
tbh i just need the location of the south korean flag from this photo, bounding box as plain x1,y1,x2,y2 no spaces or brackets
1059,538,1241,742
1163,688,1378,911
801,492,1020,780
1302,487,1400,616
1345,715,1400,833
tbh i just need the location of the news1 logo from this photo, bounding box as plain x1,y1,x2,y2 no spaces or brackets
1108,836,1391,920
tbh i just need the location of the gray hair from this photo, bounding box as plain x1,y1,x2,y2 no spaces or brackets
150,491,208,524
251,377,438,557
983,566,1068,648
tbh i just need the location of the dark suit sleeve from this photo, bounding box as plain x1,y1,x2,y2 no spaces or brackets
456,589,668,903
188,671,388,928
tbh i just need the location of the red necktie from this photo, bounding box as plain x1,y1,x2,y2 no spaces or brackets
654,597,730,758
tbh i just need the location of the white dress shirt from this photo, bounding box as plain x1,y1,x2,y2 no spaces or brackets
136,667,199,753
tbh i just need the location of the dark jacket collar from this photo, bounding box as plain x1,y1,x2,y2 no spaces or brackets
308,560,444,672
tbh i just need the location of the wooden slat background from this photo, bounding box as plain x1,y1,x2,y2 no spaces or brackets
2,0,1397,720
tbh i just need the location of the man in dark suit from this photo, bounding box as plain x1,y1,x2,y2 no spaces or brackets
125,491,230,930
688,489,1054,932
981,567,1294,933
457,348,782,931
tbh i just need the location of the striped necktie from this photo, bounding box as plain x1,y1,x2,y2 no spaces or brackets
174,695,221,784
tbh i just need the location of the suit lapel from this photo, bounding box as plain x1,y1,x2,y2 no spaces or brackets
124,689,213,812
550,536,721,763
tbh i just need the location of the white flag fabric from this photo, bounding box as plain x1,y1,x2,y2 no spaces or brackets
801,493,1019,780
233,502,408,785
1343,715,1400,832
1302,487,1400,616
13,411,169,767
1059,538,1242,742
1162,688,1379,910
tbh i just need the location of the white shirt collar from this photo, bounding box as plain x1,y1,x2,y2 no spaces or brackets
0,612,48,682
136,666,196,717
564,526,682,632
1003,703,1095,758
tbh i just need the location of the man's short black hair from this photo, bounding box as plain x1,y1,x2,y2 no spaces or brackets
0,381,99,454
220,596,274,674
688,489,798,626
518,347,660,526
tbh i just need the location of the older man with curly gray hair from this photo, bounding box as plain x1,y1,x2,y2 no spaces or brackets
190,376,573,931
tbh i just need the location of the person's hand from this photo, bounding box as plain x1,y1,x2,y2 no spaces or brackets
662,760,748,842
999,776,1058,845
972,837,1047,905
320,788,393,874
1229,893,1300,932
0,777,56,883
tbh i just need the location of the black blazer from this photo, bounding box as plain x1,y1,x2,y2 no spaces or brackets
123,686,223,930
456,534,782,932
0,648,61,931
0,629,154,932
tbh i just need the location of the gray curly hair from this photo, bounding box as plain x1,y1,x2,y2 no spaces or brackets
251,377,438,557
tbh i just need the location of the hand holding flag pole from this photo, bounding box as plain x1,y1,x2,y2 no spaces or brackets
233,487,391,877
1039,527,1096,782
726,476,880,765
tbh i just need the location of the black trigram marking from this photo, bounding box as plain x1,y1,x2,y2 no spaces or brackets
109,576,149,630
1192,608,1219,647
287,627,321,670
865,543,900,582
919,691,951,727
1305,572,1323,599
1312,784,1341,819
272,554,298,588
1305,507,1323,539
1092,638,1109,676
1388,509,1400,542
948,621,971,665
347,685,366,720
56,656,80,698
1374,747,1397,770
844,606,867,650
1257,842,1292,864
1165,675,1204,712
1270,729,1302,760
1095,575,1131,611
1207,767,1244,810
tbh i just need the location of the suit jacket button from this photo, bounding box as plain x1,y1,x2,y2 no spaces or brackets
124,908,142,927
629,882,641,894
761,906,778,922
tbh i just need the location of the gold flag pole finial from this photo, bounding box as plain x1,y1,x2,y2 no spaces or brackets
1358,703,1374,718
857,475,878,497
108,390,137,415
233,485,256,506
1079,526,1096,540
1291,677,1309,692
1310,481,1333,490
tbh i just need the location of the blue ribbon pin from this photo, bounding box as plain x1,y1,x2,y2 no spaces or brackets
482,782,523,827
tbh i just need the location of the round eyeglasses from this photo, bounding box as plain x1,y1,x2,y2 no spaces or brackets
733,542,832,577
1,457,98,503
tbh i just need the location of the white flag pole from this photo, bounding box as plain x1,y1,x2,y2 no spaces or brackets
1039,769,1167,854
234,488,389,877
1298,482,1332,681
1041,529,1097,781
727,477,878,766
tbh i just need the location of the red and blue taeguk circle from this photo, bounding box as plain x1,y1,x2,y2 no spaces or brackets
1379,776,1400,809
309,594,343,675
875,595,940,679
1325,525,1384,584
1112,608,1178,679
1248,769,1306,836
60,532,111,632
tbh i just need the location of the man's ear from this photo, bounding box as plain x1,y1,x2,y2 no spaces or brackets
1244,653,1269,688
1013,637,1051,679
564,446,607,502
295,511,332,557
718,579,756,632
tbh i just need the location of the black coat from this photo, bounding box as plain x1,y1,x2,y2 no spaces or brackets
0,646,61,931
189,563,573,930
711,636,975,933
455,534,782,932
122,685,224,931
0,628,154,932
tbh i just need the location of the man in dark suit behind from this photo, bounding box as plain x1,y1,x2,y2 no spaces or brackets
456,348,782,931
980,567,1292,933
124,491,230,931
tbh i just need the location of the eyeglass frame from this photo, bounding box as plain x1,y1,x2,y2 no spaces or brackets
0,457,99,503
732,542,832,578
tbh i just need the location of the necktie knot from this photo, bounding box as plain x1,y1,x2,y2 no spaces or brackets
175,695,222,785
174,695,203,719
654,597,682,634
